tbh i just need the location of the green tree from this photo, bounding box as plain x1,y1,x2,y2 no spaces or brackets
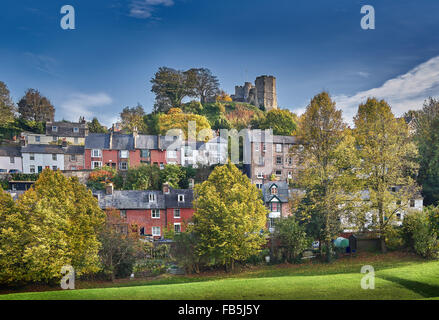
0,81,15,128
412,98,439,205
120,104,146,133
123,164,161,190
143,113,161,135
186,68,220,104
254,109,297,136
353,98,419,253
88,117,107,133
296,92,361,262
17,89,55,122
161,164,186,189
192,162,267,271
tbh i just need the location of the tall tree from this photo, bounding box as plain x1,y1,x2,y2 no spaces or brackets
17,89,55,122
151,67,196,113
88,117,107,133
192,162,267,271
412,98,439,205
186,68,220,104
120,104,146,133
353,98,419,252
253,108,298,136
0,81,15,127
296,92,360,262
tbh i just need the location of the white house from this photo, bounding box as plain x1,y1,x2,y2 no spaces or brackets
180,136,228,167
21,144,65,174
0,146,23,172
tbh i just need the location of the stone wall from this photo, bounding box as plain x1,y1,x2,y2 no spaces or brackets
232,75,278,111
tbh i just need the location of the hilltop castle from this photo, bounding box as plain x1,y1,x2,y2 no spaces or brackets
231,75,278,111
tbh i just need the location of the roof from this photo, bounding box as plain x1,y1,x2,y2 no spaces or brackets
136,135,158,149
85,133,110,149
46,122,88,137
65,145,85,155
273,135,298,144
262,181,290,203
111,134,134,150
249,129,274,143
0,146,21,157
21,144,65,154
159,135,182,150
96,190,165,209
165,189,194,208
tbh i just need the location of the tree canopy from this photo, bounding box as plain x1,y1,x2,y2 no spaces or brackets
17,89,55,122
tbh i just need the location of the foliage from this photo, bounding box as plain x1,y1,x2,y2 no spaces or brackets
353,98,420,252
133,259,168,277
181,100,204,114
170,231,205,274
272,216,311,263
412,98,439,206
88,117,107,134
120,104,146,133
122,164,161,190
192,162,268,271
160,164,186,189
402,211,439,259
384,226,404,251
17,89,55,122
253,109,298,136
186,68,220,104
0,81,15,129
87,166,118,190
0,170,105,285
143,112,161,135
225,103,264,131
158,108,212,141
216,90,233,102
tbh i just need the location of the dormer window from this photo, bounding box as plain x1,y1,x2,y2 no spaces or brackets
73,127,79,133
52,126,58,132
271,185,278,195
120,150,129,158
178,194,185,202
149,193,156,203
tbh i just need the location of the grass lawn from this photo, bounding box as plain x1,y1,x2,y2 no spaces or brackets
1,252,438,300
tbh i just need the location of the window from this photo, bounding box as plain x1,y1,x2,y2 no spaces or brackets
174,223,181,233
120,150,129,158
52,126,58,132
270,202,280,212
52,154,57,161
178,194,185,202
268,218,276,230
152,227,161,237
288,172,293,179
276,156,282,165
396,213,402,220
141,150,150,158
92,161,102,169
275,170,282,176
159,162,164,170
167,150,177,158
71,166,77,171
174,209,181,218
35,136,40,142
52,166,57,171
271,186,278,195
30,165,35,173
151,209,160,219
92,149,102,157
53,136,58,142
257,172,263,179
73,127,79,133
119,162,128,170
140,227,145,236
120,210,127,219
287,157,293,165
262,144,266,152
256,183,262,189
10,157,14,164
410,199,416,208
149,193,156,203
71,154,76,161
276,144,282,153
30,153,35,161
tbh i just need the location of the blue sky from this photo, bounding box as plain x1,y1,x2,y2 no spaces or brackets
1,0,439,126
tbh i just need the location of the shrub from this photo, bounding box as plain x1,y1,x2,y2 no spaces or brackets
385,226,404,251
402,211,439,259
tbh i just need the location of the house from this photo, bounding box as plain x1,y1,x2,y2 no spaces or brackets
134,134,158,165
250,130,301,188
21,144,66,173
64,145,85,171
261,181,292,233
0,146,23,172
95,182,195,239
179,136,228,168
46,120,89,145
84,132,139,170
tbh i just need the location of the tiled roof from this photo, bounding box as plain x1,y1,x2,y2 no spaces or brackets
46,122,88,137
159,135,182,150
111,134,134,150
65,145,85,155
21,144,65,154
273,135,298,144
85,133,134,150
136,135,158,149
96,190,165,209
165,189,194,208
262,181,290,203
0,146,21,157
85,133,110,149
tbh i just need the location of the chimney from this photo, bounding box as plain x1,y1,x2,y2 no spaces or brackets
188,178,195,189
109,130,113,149
133,127,138,149
163,182,170,194
20,136,27,147
106,183,114,195
62,139,68,149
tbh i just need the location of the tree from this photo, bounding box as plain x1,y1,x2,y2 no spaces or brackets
143,113,161,135
254,109,297,136
412,98,439,205
88,117,107,133
216,90,233,102
120,104,146,133
186,68,220,104
17,89,55,122
353,98,419,253
296,92,360,262
160,164,186,189
123,164,161,191
158,108,212,141
0,81,15,127
151,67,196,113
272,216,310,263
192,162,267,271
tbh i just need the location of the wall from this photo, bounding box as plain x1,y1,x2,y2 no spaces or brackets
165,208,194,232
64,154,85,170
22,152,64,173
0,156,23,172
126,209,166,238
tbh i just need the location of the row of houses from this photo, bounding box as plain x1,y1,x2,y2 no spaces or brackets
0,121,301,187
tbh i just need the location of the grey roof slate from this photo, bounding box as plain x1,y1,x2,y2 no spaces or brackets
112,134,134,150
46,122,88,137
273,135,298,144
21,144,65,154
165,189,194,208
65,145,85,155
0,146,21,157
96,190,166,210
85,133,110,149
136,135,158,149
262,181,290,203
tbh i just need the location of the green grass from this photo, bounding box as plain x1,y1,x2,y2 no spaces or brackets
1,253,439,300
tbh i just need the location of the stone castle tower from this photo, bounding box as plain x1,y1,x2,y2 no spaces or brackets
231,75,278,111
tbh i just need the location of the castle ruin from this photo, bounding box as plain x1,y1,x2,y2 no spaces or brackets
231,75,278,111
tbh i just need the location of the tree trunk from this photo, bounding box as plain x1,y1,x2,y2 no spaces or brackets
325,240,333,263
380,237,387,254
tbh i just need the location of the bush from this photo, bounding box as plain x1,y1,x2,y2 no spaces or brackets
402,211,439,259
246,248,270,265
133,260,168,277
385,226,404,251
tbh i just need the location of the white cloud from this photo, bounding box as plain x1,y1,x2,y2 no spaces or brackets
59,93,116,126
335,55,439,123
129,0,174,19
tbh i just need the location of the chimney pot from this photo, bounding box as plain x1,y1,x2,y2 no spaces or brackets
106,183,114,195
163,182,170,194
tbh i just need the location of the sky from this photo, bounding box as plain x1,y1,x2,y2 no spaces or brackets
1,0,439,126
